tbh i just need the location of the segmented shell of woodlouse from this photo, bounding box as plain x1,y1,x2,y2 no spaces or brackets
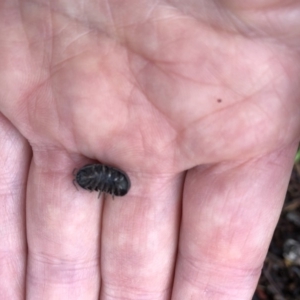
73,163,131,197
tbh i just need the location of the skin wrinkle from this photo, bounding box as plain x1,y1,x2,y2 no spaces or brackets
7,60,48,138
47,3,54,82
267,55,300,132
144,0,161,20
136,63,190,128
170,1,236,37
27,266,99,285
154,59,211,88
178,251,262,294
25,1,94,36
228,3,300,43
183,102,279,163
116,6,197,58
19,2,31,49
115,10,189,34
49,55,92,149
22,82,46,134
50,51,92,77
102,284,170,300
103,0,115,33
254,93,290,146
126,58,179,158
147,68,239,131
61,31,96,55
28,85,61,142
23,4,53,81
167,0,242,34
29,254,98,269
51,36,103,69
175,104,233,164
226,201,248,256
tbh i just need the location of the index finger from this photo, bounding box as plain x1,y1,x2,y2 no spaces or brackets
100,171,184,299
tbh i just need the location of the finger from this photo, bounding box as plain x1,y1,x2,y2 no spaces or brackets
100,172,183,299
26,151,102,300
0,115,30,299
172,144,297,300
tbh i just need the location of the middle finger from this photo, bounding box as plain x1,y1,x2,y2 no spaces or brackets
100,171,183,299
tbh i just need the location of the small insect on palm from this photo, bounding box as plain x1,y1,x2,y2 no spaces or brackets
73,163,131,198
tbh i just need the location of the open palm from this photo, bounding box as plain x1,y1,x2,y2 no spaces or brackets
1,1,300,299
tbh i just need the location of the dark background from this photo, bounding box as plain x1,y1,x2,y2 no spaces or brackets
253,163,300,300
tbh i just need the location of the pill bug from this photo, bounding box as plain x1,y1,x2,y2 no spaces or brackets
73,163,131,198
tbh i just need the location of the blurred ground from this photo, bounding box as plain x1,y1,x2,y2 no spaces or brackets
253,163,300,300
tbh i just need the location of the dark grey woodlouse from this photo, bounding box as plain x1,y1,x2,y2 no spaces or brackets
73,164,131,198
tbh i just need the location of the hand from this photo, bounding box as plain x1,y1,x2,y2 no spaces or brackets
0,1,300,299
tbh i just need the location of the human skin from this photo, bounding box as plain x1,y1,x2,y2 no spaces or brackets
0,0,300,299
